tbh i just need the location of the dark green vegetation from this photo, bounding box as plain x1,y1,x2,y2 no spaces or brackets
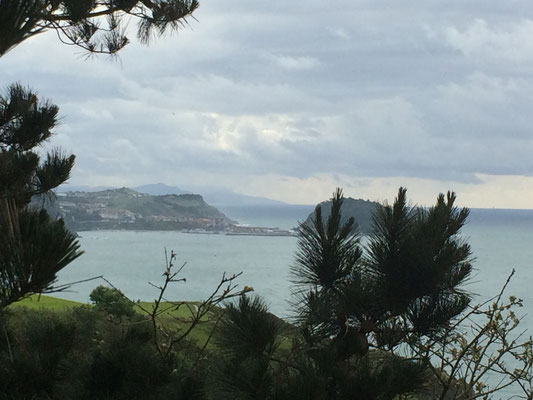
0,0,198,57
56,187,233,232
90,285,136,320
11,294,222,346
202,188,473,400
0,84,82,308
302,196,378,234
2,303,201,399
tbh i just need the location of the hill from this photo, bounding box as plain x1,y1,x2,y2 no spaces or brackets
58,183,290,208
133,183,191,196
57,188,234,231
303,197,379,234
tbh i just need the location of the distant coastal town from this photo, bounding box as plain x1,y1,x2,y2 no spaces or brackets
186,225,296,237
52,188,296,237
47,186,377,237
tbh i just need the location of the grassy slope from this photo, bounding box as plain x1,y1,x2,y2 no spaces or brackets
8,297,422,397
81,191,224,219
11,295,83,311
10,296,292,351
10,295,215,347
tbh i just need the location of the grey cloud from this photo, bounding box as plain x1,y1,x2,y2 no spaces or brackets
2,1,533,200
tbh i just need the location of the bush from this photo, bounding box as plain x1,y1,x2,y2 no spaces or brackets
90,285,135,320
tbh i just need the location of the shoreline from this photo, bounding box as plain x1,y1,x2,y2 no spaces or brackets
74,226,298,238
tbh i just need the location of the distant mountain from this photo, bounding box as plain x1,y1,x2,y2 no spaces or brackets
197,189,288,207
303,197,379,234
136,183,289,207
57,187,234,232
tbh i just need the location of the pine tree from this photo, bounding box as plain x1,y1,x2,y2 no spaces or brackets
0,0,199,57
210,188,472,399
288,187,472,399
206,295,282,400
0,83,82,308
202,188,472,400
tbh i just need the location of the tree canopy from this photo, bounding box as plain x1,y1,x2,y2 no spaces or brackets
0,0,199,57
204,188,476,399
0,83,82,308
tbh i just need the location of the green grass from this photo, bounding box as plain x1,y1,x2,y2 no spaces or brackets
134,301,221,347
10,296,204,317
9,296,293,351
135,301,205,319
9,295,218,348
10,294,85,311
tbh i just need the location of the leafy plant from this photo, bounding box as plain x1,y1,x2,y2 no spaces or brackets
90,285,136,320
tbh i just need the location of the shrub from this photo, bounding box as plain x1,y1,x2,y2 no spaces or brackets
89,285,135,320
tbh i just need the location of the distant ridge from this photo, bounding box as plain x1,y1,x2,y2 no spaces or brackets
57,184,115,192
58,183,290,207
199,189,289,207
134,183,191,196
135,183,288,207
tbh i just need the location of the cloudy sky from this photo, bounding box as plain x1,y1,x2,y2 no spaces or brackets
2,1,533,208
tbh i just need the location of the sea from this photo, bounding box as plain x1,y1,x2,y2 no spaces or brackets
54,206,533,318
52,205,532,396
54,205,314,317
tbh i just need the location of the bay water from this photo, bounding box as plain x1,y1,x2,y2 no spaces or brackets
54,207,533,321
55,204,313,317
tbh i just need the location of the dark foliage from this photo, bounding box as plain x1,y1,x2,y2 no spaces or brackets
90,285,135,320
293,188,472,354
0,0,199,57
284,187,472,398
0,309,78,399
366,189,472,340
204,188,472,399
207,296,281,400
0,83,75,206
0,84,82,308
0,210,81,308
0,306,203,399
83,325,176,400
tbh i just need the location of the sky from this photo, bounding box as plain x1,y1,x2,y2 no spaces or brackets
2,1,533,208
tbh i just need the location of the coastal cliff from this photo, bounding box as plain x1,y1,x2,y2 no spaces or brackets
53,188,234,231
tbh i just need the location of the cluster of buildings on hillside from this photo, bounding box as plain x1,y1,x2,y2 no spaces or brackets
55,190,295,236
57,196,229,230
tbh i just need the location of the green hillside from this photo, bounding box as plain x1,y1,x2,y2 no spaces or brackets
303,197,379,234
11,295,83,311
57,188,234,231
